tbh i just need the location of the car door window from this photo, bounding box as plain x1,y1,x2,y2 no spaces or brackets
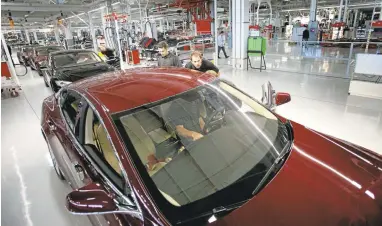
60,90,82,132
83,106,123,177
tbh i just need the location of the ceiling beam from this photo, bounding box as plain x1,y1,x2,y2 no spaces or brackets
1,2,89,12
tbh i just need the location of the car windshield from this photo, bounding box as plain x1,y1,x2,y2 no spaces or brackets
113,80,289,224
36,47,63,56
53,52,101,68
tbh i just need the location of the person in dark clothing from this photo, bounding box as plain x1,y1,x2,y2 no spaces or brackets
99,46,115,59
157,41,182,67
302,27,310,41
302,27,309,48
185,51,220,76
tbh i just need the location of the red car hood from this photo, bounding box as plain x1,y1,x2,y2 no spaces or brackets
214,122,382,226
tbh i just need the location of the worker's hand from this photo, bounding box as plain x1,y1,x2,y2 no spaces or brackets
191,132,204,141
206,70,219,77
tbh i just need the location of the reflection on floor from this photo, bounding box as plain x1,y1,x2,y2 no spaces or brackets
1,69,92,226
219,66,382,154
217,43,380,78
2,53,382,225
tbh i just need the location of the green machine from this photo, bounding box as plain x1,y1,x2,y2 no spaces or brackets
247,36,266,71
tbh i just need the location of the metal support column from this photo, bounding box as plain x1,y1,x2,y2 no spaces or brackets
257,0,261,25
232,0,249,69
88,11,98,52
353,10,358,27
114,19,123,69
346,42,354,78
343,0,349,23
33,31,38,42
65,22,74,49
366,1,380,52
308,0,318,41
101,7,111,48
228,0,232,49
267,0,272,25
214,0,218,65
338,0,344,22
54,27,60,45
25,29,31,44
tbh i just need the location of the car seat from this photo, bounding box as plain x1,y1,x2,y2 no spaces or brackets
133,110,172,144
158,97,208,135
120,115,168,176
94,123,122,175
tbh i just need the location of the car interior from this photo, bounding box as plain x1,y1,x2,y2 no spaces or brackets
54,52,100,68
84,107,122,175
116,83,280,206
59,83,279,208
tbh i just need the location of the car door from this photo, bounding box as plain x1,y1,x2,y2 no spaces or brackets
44,55,54,84
46,89,92,188
76,101,143,226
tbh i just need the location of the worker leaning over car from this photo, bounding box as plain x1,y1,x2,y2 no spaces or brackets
157,41,182,67
184,51,220,77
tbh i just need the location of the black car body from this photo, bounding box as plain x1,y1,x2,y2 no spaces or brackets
42,49,115,92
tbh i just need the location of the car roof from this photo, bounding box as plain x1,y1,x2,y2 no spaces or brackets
70,68,217,114
51,49,95,55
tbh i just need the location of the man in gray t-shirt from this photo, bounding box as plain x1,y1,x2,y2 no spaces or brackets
157,41,182,67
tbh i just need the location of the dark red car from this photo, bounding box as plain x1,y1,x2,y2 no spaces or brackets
41,68,382,226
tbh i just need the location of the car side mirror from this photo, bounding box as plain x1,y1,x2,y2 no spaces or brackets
66,182,118,215
275,92,291,106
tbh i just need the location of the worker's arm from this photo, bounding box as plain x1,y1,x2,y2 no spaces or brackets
206,70,220,77
204,60,219,73
175,125,203,141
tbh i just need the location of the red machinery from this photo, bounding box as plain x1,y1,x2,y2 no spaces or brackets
170,0,212,35
126,50,140,65
1,61,11,78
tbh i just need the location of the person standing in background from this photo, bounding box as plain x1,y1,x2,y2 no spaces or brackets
217,31,229,59
302,27,310,48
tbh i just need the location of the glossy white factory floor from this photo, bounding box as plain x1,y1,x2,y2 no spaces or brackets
2,63,382,226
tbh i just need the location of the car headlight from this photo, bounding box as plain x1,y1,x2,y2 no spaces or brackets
55,80,72,87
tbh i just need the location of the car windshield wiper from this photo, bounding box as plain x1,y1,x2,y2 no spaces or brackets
176,199,249,225
252,121,293,195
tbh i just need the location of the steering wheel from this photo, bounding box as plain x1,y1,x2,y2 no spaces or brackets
202,106,226,134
